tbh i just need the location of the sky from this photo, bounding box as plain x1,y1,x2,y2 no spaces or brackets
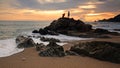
0,0,120,22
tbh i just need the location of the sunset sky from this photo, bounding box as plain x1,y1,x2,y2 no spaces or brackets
0,0,120,22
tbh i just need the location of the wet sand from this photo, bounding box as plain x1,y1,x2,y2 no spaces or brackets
0,35,120,68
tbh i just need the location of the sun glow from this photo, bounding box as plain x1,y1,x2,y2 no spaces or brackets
79,5,96,9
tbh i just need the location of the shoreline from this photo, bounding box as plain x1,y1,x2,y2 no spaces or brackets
0,35,120,68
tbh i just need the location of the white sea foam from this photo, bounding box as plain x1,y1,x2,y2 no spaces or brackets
31,33,92,46
32,38,67,46
0,38,24,57
31,33,92,41
0,33,92,57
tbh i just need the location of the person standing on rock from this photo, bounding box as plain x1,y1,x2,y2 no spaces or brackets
68,11,70,18
62,13,65,18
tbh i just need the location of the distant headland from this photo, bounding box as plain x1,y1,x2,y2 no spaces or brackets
97,14,120,22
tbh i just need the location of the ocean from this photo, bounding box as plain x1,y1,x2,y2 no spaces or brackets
0,21,120,57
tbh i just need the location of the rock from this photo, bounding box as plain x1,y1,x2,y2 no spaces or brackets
40,37,60,42
65,50,79,56
39,41,65,57
114,29,120,31
97,14,120,22
69,41,120,63
38,28,59,35
39,28,48,35
44,18,92,33
16,36,35,48
94,28,109,34
35,43,45,51
32,30,39,33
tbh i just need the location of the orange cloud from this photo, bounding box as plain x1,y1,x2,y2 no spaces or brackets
0,9,65,21
84,12,119,22
79,5,96,9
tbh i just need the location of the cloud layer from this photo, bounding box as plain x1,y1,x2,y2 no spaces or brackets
0,0,120,21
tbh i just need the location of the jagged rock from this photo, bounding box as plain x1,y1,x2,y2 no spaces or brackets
32,30,39,33
40,37,60,42
69,41,120,63
39,28,48,35
65,50,79,56
38,28,59,35
35,43,45,51
39,41,65,57
94,28,109,34
16,36,35,48
114,29,120,31
45,18,92,33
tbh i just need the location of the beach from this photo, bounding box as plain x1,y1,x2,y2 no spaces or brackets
0,35,120,68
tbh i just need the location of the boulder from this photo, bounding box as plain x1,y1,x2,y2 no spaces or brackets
65,50,79,56
39,28,49,35
35,43,45,51
39,41,65,57
39,28,59,35
44,18,92,33
69,41,120,63
32,30,39,33
94,28,109,34
16,36,35,48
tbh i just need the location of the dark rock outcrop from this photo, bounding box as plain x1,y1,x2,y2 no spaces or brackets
16,36,35,48
93,28,120,36
65,50,79,56
38,28,59,35
32,30,39,33
39,41,65,57
40,37,60,42
35,43,45,51
45,18,92,34
94,28,109,34
33,17,119,38
97,14,120,22
69,41,120,63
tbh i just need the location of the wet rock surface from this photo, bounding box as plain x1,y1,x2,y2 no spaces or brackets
69,41,120,63
16,36,35,48
33,17,120,38
45,18,92,33
39,41,65,57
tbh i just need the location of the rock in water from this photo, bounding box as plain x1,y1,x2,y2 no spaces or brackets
32,30,39,33
38,28,59,35
16,36,35,48
69,41,120,63
94,28,109,34
39,41,65,57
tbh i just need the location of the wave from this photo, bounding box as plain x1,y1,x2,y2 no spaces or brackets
0,38,24,57
0,32,92,57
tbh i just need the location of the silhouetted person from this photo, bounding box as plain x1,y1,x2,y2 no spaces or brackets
68,11,70,18
62,13,65,18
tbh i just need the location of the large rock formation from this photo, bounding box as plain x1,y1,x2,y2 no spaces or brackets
39,41,65,57
44,18,92,34
69,41,120,63
32,28,59,35
16,36,35,48
33,17,119,38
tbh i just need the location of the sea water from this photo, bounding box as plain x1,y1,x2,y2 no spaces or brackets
0,21,50,57
0,21,120,57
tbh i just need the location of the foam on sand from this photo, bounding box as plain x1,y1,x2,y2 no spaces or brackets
0,38,24,57
0,33,92,57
